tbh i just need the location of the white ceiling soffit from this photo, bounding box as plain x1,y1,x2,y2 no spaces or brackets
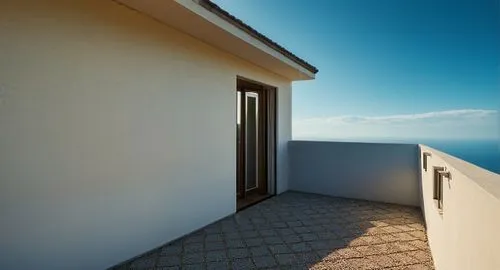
115,0,316,81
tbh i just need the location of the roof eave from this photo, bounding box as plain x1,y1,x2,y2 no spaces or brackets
197,0,318,75
116,0,317,81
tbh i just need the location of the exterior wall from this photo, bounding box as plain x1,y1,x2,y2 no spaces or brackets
0,1,292,269
289,141,420,206
419,145,500,270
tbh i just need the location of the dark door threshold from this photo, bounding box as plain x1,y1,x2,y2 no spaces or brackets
237,193,273,211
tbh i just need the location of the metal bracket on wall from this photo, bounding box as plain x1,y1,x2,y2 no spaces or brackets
423,152,432,171
438,170,452,180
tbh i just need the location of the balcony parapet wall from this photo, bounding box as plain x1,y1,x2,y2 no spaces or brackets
288,140,420,206
419,144,500,270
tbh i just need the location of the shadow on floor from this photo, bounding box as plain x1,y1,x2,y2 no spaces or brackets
111,192,434,270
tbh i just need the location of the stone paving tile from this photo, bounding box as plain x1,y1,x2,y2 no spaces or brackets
388,252,421,266
268,244,292,255
225,239,246,248
244,237,264,247
110,192,434,270
227,247,250,259
157,256,181,267
205,250,227,262
253,255,278,268
129,255,157,269
160,245,182,256
184,243,203,254
206,261,230,270
182,252,204,264
204,240,224,251
275,253,296,265
251,246,272,257
230,258,255,269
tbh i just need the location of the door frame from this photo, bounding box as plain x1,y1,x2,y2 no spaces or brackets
236,77,277,207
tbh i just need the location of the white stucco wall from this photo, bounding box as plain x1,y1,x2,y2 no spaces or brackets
0,1,292,269
419,145,500,270
289,141,420,206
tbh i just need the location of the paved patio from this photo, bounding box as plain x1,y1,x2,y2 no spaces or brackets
112,192,434,270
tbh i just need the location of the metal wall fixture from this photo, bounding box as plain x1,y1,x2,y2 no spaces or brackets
423,152,432,171
433,166,451,212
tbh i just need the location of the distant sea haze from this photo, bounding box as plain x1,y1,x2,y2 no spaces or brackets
296,138,500,174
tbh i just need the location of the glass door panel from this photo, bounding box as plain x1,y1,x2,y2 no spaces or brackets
245,92,258,191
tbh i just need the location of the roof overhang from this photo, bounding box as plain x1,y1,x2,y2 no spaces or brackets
115,0,318,81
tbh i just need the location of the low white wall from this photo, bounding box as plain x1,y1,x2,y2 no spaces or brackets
289,141,420,206
419,145,500,270
0,1,292,269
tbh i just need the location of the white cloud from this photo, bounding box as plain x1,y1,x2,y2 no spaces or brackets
293,109,499,140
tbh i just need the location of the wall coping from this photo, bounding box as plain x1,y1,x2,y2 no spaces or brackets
419,144,500,201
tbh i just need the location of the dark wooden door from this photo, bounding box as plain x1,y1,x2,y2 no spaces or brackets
237,82,269,199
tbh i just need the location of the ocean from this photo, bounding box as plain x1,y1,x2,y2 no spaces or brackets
416,139,500,174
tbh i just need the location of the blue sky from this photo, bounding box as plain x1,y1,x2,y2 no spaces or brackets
214,0,499,140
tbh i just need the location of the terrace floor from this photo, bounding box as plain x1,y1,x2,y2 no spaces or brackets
112,192,434,270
